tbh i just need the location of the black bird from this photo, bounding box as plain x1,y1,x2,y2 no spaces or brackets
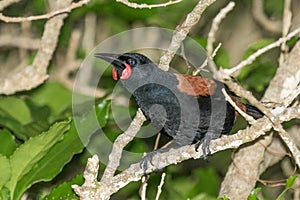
95,52,263,159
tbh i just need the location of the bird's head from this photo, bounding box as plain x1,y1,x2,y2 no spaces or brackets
95,52,154,81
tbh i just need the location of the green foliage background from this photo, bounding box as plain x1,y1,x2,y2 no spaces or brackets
0,0,296,199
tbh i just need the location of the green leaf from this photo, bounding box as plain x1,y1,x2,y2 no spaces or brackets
0,115,26,141
286,174,298,188
215,47,230,69
31,82,72,118
0,129,17,157
13,100,110,199
276,175,299,200
189,168,220,197
0,97,32,125
5,120,70,200
13,121,84,199
22,120,50,138
42,174,83,200
0,155,11,189
95,100,111,127
0,187,10,200
248,187,261,200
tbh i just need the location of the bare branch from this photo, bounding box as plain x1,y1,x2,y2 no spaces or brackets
155,173,166,200
273,124,300,168
207,1,235,55
0,0,90,23
264,41,300,104
219,135,273,199
279,0,292,65
159,0,217,71
76,101,300,199
193,43,221,76
103,116,275,197
206,1,235,74
100,109,146,184
222,27,300,77
222,88,256,124
72,155,100,199
221,77,300,168
0,1,73,95
78,103,300,198
116,0,181,9
139,176,148,200
220,38,300,200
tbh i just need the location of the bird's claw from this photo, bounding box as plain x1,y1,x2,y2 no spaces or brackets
202,134,212,159
139,151,156,175
194,134,213,160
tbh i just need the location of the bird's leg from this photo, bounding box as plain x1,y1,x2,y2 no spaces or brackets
139,147,172,175
201,133,213,159
140,140,178,174
195,131,220,159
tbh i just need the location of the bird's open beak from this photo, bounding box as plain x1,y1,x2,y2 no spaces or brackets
94,53,124,69
95,53,132,80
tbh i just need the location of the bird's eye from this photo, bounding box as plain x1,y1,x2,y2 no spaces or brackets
127,58,137,66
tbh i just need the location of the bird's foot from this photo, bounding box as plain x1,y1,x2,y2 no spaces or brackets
194,134,213,160
202,136,212,160
139,148,170,175
139,151,156,175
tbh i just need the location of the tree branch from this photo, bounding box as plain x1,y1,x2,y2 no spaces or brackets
0,0,90,23
100,109,146,184
221,27,300,77
116,0,182,9
0,0,92,95
74,103,300,198
159,0,217,71
206,1,235,74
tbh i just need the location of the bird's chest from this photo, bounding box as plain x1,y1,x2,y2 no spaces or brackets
133,83,200,131
133,83,181,118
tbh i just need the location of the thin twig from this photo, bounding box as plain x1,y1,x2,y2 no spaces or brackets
279,0,292,65
0,0,90,23
193,43,221,76
180,42,192,74
206,1,235,75
100,109,146,184
221,88,256,124
222,27,300,76
139,176,148,200
116,0,181,9
154,132,161,150
273,123,300,168
159,0,217,71
155,173,166,200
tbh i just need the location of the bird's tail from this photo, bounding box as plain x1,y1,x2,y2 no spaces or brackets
245,104,264,119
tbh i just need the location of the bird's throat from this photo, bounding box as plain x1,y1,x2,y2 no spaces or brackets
112,63,132,80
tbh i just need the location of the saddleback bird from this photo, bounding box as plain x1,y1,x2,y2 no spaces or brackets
95,52,263,160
